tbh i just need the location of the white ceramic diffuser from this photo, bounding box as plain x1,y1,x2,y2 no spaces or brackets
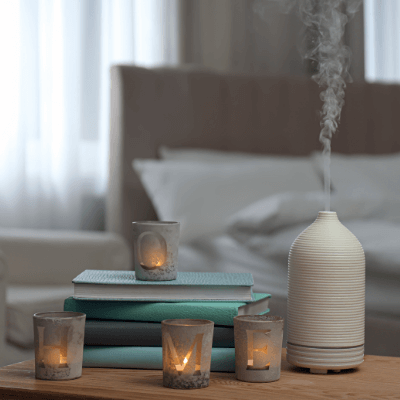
286,211,365,374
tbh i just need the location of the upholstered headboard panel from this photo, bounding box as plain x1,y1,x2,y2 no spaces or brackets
106,64,400,248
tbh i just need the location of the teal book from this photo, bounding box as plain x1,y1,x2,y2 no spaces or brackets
84,320,235,348
64,293,270,326
83,346,235,372
72,270,254,302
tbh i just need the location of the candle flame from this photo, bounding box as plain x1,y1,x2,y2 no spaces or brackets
175,357,189,372
149,251,165,267
43,347,67,367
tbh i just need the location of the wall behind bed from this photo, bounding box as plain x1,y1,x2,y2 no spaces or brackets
107,64,400,253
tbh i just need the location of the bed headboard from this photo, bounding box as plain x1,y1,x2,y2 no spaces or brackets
106,64,400,249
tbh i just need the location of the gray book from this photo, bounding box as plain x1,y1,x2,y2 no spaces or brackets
84,320,235,348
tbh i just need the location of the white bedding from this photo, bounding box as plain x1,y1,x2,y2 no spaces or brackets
151,148,400,356
178,192,400,356
179,219,400,308
226,192,400,316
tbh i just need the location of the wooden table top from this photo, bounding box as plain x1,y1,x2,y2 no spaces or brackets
0,349,399,400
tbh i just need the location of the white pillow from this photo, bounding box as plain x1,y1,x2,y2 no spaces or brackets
133,158,322,243
313,152,400,198
227,191,398,241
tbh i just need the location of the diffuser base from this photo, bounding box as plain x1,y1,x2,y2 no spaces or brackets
286,342,364,373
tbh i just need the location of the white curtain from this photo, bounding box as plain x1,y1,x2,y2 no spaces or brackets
364,0,400,83
0,0,179,230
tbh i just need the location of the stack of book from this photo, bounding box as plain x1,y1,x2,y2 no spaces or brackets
64,270,271,372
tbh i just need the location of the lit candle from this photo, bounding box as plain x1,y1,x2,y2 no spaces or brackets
141,248,166,269
175,357,188,373
132,221,180,281
234,315,284,383
34,311,86,380
43,347,62,368
162,319,214,389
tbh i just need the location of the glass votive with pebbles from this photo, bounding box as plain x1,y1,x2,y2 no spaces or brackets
132,221,180,281
234,315,284,383
161,319,214,389
33,311,86,380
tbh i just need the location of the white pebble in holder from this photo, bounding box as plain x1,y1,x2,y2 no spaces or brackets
132,221,180,281
286,211,365,374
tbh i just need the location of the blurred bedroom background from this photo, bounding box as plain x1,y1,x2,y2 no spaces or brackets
0,0,399,366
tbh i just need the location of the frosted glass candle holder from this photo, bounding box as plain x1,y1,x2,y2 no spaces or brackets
33,312,86,380
162,319,214,389
234,315,284,383
132,221,180,281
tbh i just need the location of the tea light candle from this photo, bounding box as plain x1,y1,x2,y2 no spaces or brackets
132,221,180,281
162,319,214,389
234,315,284,383
33,312,86,380
43,347,65,368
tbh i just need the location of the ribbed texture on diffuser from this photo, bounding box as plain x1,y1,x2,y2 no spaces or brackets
286,343,364,370
287,211,365,349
